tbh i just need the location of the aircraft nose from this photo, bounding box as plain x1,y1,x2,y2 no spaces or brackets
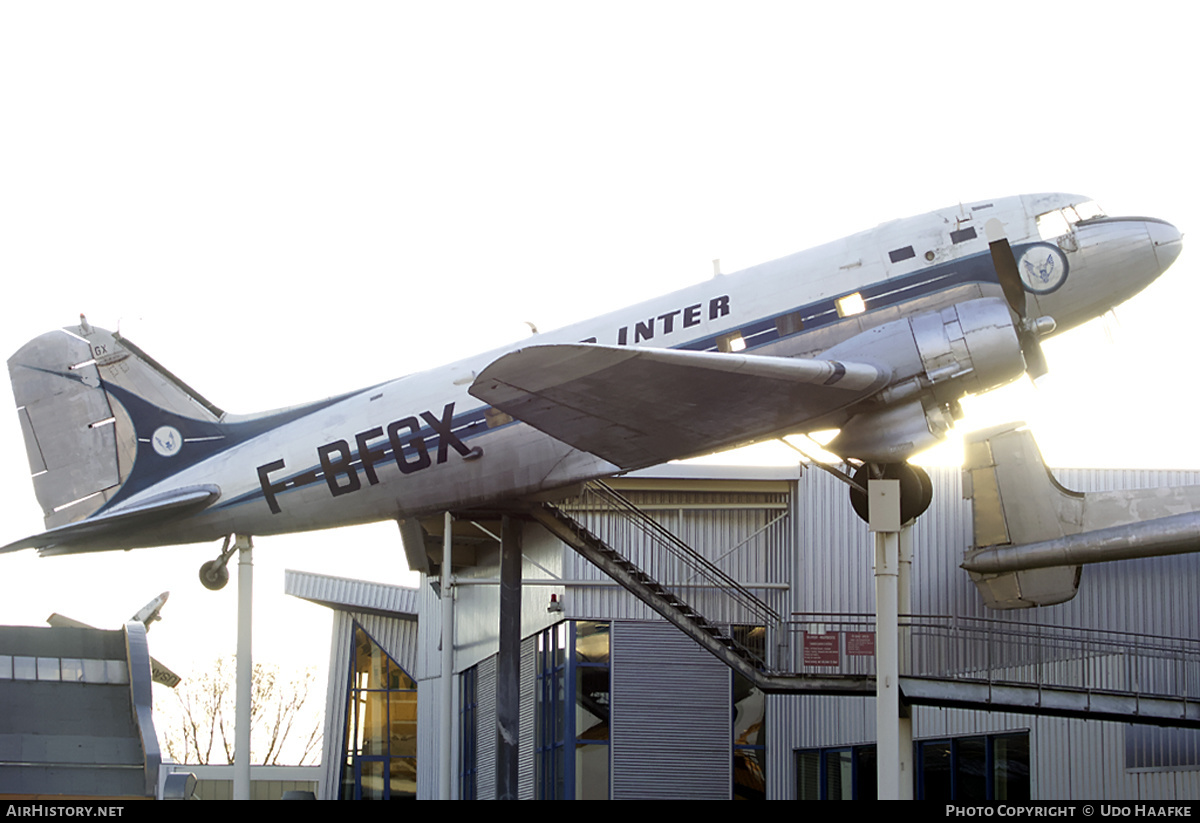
1147,219,1183,273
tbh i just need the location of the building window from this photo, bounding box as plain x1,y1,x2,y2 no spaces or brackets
340,624,418,800
1126,725,1200,771
3,655,126,684
536,621,611,799
574,621,610,799
795,745,876,799
536,623,568,799
796,732,1028,800
916,733,1029,800
460,666,478,799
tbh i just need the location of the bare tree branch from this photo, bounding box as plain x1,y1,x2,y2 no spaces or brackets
155,656,323,766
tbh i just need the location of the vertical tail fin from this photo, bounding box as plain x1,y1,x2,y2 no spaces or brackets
9,317,224,529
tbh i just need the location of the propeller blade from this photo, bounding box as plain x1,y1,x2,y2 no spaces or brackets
986,219,1057,380
986,219,1027,318
1019,329,1049,379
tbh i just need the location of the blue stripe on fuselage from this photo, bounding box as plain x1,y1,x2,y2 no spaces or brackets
95,384,367,514
215,245,1011,513
214,403,494,512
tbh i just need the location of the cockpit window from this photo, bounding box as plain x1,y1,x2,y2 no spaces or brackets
1068,200,1105,222
1036,201,1107,240
1036,210,1071,240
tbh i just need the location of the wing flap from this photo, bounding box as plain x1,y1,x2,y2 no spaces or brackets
470,344,890,468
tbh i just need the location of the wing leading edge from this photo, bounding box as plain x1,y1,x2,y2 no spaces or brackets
469,344,891,469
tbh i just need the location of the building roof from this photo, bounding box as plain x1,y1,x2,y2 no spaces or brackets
284,570,420,618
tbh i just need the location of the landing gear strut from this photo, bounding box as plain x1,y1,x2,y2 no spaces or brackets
199,535,237,591
848,462,933,525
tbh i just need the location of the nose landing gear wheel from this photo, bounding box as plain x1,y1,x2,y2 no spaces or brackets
848,462,933,525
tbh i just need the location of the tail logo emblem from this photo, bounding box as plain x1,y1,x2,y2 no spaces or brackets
152,426,182,457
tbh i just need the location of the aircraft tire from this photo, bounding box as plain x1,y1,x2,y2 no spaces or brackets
848,462,933,525
199,559,230,591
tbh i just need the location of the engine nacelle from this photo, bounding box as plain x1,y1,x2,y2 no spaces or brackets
822,298,1026,461
826,398,955,462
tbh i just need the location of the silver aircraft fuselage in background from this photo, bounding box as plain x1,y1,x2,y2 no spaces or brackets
3,193,1183,556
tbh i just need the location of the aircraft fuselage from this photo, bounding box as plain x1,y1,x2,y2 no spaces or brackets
6,193,1183,554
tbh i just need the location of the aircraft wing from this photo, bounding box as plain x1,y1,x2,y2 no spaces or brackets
470,344,890,469
0,485,219,555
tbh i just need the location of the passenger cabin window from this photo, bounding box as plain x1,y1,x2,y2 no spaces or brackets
888,246,915,263
775,311,805,337
950,227,977,244
717,331,747,352
485,407,514,428
836,293,866,318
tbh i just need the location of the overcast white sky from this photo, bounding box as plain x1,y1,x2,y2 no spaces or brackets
0,2,1197,695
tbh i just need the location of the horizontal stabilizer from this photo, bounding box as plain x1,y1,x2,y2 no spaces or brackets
961,423,1084,609
470,344,889,469
963,423,1200,610
1,485,220,555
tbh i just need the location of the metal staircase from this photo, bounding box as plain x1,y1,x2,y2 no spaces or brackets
529,481,1200,715
532,481,868,693
531,496,764,683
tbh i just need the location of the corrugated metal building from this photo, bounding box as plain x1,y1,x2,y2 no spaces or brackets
288,463,1200,800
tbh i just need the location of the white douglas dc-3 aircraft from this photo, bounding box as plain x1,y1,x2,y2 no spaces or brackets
1,193,1183,586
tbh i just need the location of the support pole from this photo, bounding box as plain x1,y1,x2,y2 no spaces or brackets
897,523,914,800
233,535,253,801
869,480,902,800
496,515,521,800
439,511,454,800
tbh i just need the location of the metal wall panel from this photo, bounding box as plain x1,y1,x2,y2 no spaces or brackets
778,465,1200,800
319,610,352,800
519,636,535,799
564,488,792,629
473,656,497,800
416,677,440,800
610,621,731,799
449,520,566,674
